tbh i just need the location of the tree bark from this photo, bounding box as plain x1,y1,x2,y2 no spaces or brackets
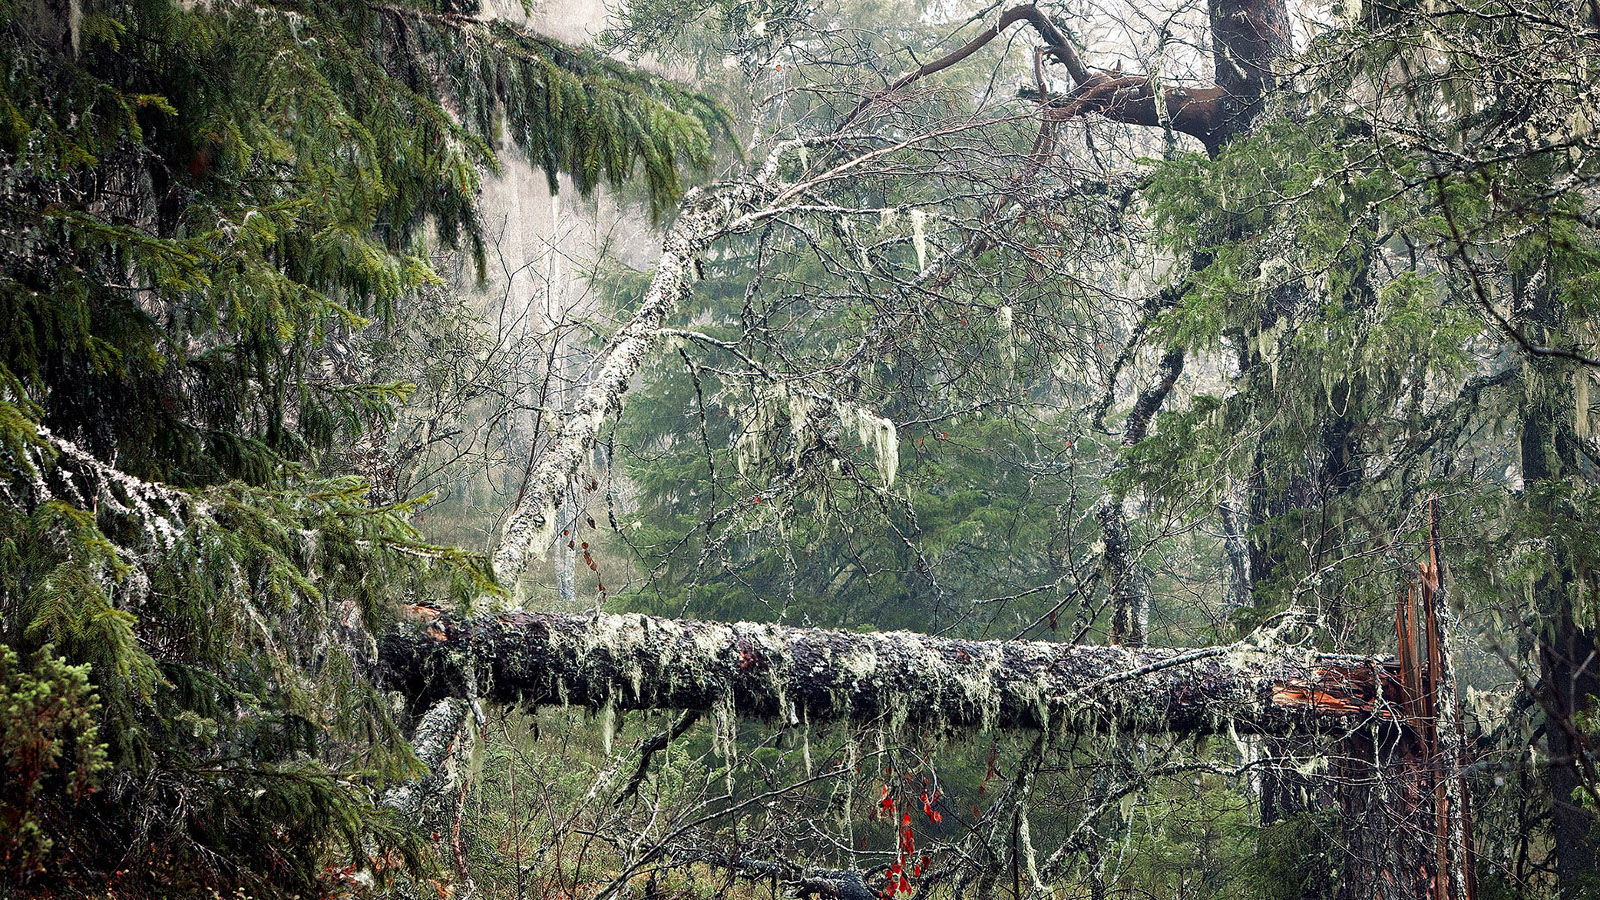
493,182,761,583
1520,271,1600,897
381,610,1400,738
1103,348,1186,648
382,697,468,816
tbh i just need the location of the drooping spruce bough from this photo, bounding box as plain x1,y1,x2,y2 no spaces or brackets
0,0,727,893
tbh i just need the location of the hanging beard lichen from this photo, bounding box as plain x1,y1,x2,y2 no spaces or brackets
734,384,899,487
910,208,929,272
840,404,900,487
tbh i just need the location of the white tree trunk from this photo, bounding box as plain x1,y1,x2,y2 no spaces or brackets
493,183,761,582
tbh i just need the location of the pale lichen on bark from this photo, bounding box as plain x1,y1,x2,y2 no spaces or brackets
493,182,762,584
381,611,1398,739
491,132,941,584
382,697,468,815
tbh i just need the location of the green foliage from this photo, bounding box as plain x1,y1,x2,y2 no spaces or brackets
1235,810,1340,900
608,248,1100,635
1129,0,1599,629
1133,0,1599,888
1103,776,1342,900
0,0,725,895
458,19,733,218
0,644,107,877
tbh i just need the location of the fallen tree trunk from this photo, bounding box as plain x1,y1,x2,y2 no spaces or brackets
380,610,1402,737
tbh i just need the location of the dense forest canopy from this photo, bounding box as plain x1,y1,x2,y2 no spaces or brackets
1,0,1597,899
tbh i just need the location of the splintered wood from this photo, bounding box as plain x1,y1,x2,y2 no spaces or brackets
1269,661,1407,720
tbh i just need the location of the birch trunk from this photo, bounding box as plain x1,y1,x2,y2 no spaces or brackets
493,183,760,583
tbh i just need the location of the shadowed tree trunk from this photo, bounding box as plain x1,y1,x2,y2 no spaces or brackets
1102,349,1186,648
1520,271,1600,898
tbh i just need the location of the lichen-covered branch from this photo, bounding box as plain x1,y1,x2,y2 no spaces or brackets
847,2,1289,157
380,611,1400,737
493,182,760,583
1103,348,1186,648
491,132,879,584
382,697,468,816
490,0,1295,581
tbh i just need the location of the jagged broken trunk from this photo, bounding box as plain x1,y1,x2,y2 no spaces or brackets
380,611,1403,737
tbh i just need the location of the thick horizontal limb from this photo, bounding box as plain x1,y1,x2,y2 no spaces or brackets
380,610,1400,737
847,4,1272,155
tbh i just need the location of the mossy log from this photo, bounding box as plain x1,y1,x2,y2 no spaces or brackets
380,610,1401,736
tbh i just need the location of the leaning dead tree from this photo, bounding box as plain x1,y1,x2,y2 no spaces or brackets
490,1,1293,651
